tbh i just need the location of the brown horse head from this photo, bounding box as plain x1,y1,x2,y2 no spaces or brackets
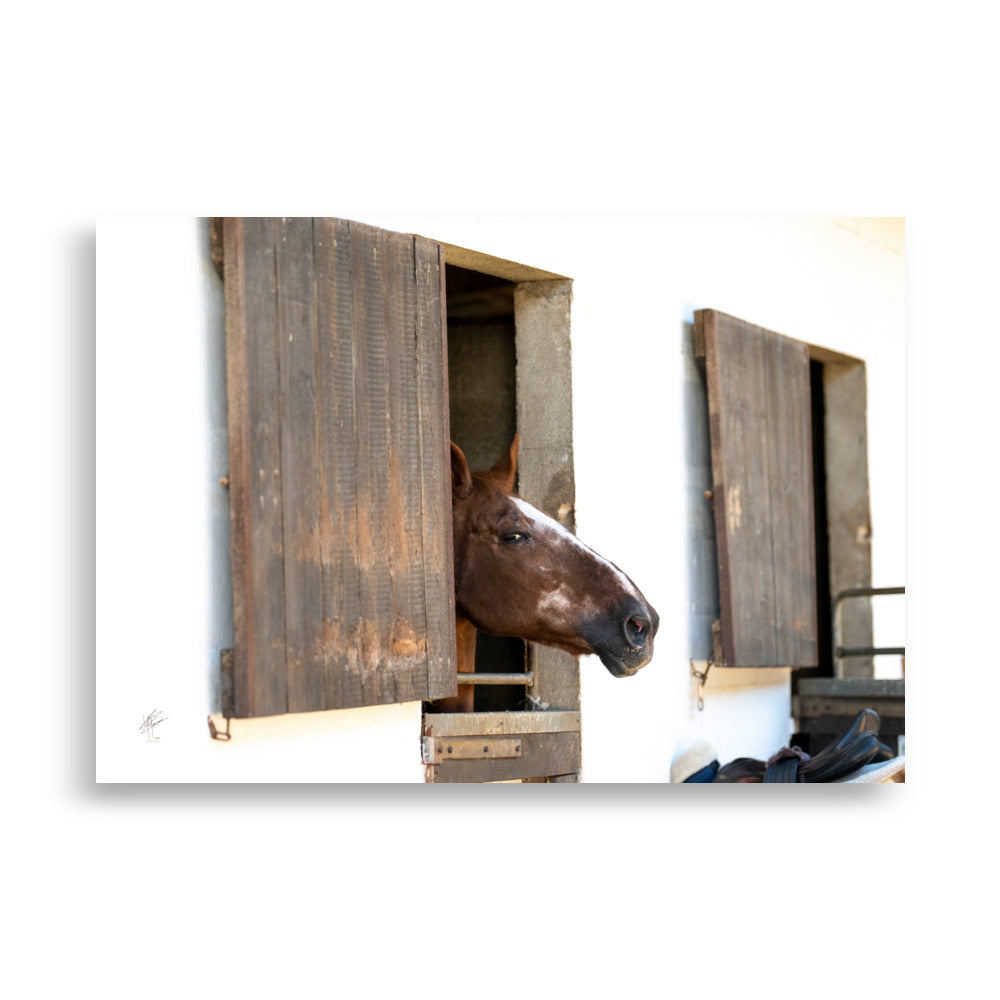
451,435,658,677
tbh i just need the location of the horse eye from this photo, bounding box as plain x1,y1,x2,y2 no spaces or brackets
501,532,530,545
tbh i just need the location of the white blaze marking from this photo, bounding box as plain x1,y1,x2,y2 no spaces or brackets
511,496,640,603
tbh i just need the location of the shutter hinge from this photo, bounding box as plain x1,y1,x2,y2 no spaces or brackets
209,649,236,740
207,715,231,741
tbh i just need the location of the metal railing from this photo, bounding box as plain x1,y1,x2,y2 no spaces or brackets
832,586,905,672
457,672,534,686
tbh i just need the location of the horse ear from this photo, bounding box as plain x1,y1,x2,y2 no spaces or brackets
491,434,519,492
451,442,473,500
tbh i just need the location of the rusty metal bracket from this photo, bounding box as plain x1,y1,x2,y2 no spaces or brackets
690,625,719,711
421,736,522,764
690,659,713,711
207,715,231,741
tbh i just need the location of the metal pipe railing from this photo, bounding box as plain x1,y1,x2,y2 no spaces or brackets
457,672,534,686
832,586,904,672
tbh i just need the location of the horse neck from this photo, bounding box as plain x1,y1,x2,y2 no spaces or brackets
455,613,478,674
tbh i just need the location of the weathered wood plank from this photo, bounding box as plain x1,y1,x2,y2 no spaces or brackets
349,222,395,705
383,231,429,704
792,695,906,719
276,218,325,713
415,237,458,700
823,361,875,678
700,310,773,664
764,330,817,665
242,218,287,716
314,217,359,710
797,678,904,698
424,711,581,736
222,218,255,717
514,280,579,711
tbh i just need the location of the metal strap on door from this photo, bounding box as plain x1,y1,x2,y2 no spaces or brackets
832,586,905,672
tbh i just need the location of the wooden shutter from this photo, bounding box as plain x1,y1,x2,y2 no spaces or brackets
222,217,457,717
694,309,818,668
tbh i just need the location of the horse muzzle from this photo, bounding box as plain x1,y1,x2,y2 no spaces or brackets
584,598,659,678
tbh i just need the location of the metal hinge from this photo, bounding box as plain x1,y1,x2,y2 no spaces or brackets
421,736,523,764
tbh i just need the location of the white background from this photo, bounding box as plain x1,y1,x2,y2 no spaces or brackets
7,2,996,997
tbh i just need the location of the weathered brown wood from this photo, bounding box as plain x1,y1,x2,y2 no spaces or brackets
222,218,255,718
797,678,904,698
384,229,431,704
314,217,359,710
794,678,905,722
276,218,325,713
822,360,875,677
220,648,235,719
223,217,457,716
350,222,392,705
243,218,287,715
695,309,818,668
425,710,581,736
209,217,225,280
764,327,817,665
415,237,458,700
792,695,906,719
514,280,580,711
697,309,763,664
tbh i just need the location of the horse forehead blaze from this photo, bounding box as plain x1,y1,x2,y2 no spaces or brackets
509,497,642,598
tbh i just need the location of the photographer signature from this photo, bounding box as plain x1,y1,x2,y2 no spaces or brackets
140,709,167,742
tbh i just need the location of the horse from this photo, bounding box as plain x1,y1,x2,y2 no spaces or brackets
435,435,659,712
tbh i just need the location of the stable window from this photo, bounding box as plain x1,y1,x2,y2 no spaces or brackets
694,308,903,753
693,308,876,672
695,309,820,668
216,217,582,779
424,244,581,782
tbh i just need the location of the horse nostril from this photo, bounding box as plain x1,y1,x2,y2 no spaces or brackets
625,613,651,648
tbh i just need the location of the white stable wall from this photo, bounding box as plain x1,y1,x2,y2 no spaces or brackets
96,215,904,783
97,218,425,782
